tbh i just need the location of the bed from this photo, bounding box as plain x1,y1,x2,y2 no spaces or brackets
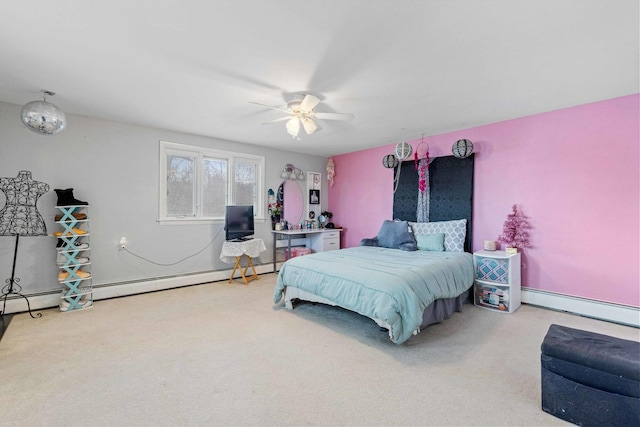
273,155,476,344
273,245,474,344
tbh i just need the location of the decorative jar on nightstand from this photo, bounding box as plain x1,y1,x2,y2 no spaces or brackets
473,250,521,313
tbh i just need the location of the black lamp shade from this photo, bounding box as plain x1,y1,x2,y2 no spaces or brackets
382,154,399,168
452,139,473,159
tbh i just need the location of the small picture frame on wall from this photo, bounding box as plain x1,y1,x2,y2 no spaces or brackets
309,172,321,190
309,189,320,205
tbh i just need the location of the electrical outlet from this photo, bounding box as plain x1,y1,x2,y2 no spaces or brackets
119,237,127,249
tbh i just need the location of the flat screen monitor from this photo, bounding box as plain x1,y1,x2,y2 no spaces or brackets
225,205,255,241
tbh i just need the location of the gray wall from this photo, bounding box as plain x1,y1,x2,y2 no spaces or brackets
0,101,327,295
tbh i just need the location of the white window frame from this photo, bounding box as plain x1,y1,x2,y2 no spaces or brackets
159,141,265,225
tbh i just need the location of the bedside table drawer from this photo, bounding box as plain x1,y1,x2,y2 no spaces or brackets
306,230,342,253
476,256,510,284
322,231,340,240
322,237,340,251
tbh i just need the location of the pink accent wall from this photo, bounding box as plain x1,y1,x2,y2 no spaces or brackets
328,94,639,307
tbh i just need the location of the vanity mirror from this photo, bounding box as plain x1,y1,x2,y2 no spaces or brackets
277,180,303,225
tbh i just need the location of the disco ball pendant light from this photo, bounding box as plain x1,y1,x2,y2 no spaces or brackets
20,90,67,135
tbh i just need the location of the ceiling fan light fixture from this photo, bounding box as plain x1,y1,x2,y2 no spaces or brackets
286,117,300,137
251,93,353,139
286,98,303,111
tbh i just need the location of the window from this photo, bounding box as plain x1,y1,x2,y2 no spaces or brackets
159,141,265,224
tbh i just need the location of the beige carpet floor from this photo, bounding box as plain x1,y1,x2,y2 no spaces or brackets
0,273,638,426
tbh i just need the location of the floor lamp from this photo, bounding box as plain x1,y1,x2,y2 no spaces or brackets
0,171,50,319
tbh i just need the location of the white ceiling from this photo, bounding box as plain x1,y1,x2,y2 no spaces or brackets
1,1,637,157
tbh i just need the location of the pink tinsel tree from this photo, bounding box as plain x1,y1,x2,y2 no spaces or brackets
497,204,530,249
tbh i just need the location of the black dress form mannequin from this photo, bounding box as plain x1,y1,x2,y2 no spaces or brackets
0,171,50,318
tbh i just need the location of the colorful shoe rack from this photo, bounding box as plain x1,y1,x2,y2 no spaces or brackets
55,205,92,311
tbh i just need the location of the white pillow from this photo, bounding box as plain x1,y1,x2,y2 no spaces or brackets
409,219,467,252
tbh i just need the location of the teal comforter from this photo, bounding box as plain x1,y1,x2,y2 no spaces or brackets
274,246,474,344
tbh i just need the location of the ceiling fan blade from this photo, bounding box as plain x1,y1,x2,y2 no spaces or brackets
261,116,291,125
302,118,320,135
249,101,292,115
299,94,321,112
313,112,354,121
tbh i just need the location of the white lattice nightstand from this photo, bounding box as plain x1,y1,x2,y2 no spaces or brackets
473,250,521,313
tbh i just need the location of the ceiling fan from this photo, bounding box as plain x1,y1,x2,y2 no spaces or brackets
250,94,354,138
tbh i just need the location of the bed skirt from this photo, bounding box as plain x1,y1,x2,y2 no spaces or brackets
283,286,471,340
421,288,471,327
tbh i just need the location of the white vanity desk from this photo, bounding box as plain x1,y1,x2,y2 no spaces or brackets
271,228,342,272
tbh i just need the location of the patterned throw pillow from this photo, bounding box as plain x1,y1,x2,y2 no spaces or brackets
409,219,467,252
